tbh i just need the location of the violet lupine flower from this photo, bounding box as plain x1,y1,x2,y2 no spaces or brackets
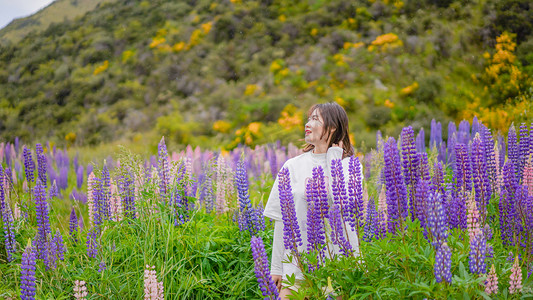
468,231,486,274
268,146,278,180
449,143,470,230
21,245,37,300
363,197,378,242
384,137,409,234
250,236,280,300
2,197,16,262
328,204,352,257
305,175,326,255
34,179,51,259
86,227,98,258
432,161,446,201
425,192,448,248
37,152,48,189
172,189,190,226
45,234,58,270
236,159,252,230
485,264,499,295
447,132,457,170
23,146,35,184
471,134,491,221
472,116,481,139
49,180,59,199
330,158,352,227
121,174,136,220
348,155,364,230
481,125,497,190
91,177,103,228
54,230,66,261
500,161,518,246
508,124,520,177
519,123,529,179
434,242,452,284
458,119,470,145
415,179,429,229
158,137,170,198
509,256,523,294
98,261,106,273
401,127,419,221
101,165,111,220
416,128,425,153
69,207,79,244
278,167,302,253
76,165,84,190
430,119,442,149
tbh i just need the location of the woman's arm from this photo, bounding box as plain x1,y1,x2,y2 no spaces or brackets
271,220,284,290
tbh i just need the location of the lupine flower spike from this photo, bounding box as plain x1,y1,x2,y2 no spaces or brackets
485,264,498,295
144,265,164,300
21,244,37,300
509,255,523,294
250,236,280,300
73,280,88,300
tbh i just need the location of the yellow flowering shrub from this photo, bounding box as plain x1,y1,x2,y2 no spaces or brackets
244,84,259,96
121,50,135,64
93,60,109,75
343,42,364,50
278,104,303,130
400,82,419,96
149,37,166,48
310,28,318,36
172,42,186,52
213,120,232,133
368,33,403,52
384,99,395,108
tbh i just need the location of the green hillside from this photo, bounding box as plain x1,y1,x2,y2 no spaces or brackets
0,0,532,150
0,0,118,45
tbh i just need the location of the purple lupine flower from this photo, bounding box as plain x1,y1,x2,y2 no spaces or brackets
447,132,457,170
278,167,302,253
314,166,329,221
472,116,481,139
86,227,98,258
1,194,17,262
268,146,278,179
306,173,326,256
69,207,79,244
432,161,446,200
348,155,364,231
54,230,66,261
45,233,58,270
434,242,452,283
101,165,111,220
519,123,529,180
250,236,280,300
363,197,378,242
449,143,470,230
172,189,190,226
98,261,106,273
458,120,470,145
86,164,94,177
23,146,35,184
199,172,214,213
415,179,430,230
330,158,353,230
121,174,136,220
158,137,170,198
34,179,51,259
49,180,59,199
500,161,518,246
76,165,84,190
430,119,442,149
91,177,103,228
508,124,519,177
236,158,252,230
36,144,47,189
497,133,506,173
469,231,487,274
481,125,497,192
438,141,447,164
58,166,68,191
21,245,37,300
471,134,491,222
425,192,448,248
384,137,409,234
416,128,425,153
401,127,419,221
328,204,352,257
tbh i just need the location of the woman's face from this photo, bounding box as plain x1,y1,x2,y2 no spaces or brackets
304,109,328,146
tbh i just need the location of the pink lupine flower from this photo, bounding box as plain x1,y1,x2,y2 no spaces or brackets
144,265,164,300
494,146,503,195
466,192,481,241
73,280,88,299
509,256,523,294
362,184,369,220
87,172,95,226
110,180,122,222
523,156,533,197
378,184,388,222
485,264,498,295
215,155,228,214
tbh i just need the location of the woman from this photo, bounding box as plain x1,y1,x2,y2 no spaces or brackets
263,102,361,298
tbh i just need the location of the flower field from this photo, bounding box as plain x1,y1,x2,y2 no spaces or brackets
2,118,533,299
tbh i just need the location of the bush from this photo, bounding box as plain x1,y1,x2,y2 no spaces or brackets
413,74,443,103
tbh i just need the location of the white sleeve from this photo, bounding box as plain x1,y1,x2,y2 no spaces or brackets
270,220,284,275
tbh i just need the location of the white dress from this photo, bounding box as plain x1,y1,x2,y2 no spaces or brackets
263,147,361,281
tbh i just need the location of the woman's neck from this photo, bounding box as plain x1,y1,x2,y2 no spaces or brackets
313,144,328,154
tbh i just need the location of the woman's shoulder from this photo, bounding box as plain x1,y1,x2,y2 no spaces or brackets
282,151,312,168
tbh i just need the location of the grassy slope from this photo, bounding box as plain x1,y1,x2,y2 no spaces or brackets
0,0,118,44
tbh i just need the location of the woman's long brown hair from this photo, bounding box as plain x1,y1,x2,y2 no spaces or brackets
302,102,354,158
